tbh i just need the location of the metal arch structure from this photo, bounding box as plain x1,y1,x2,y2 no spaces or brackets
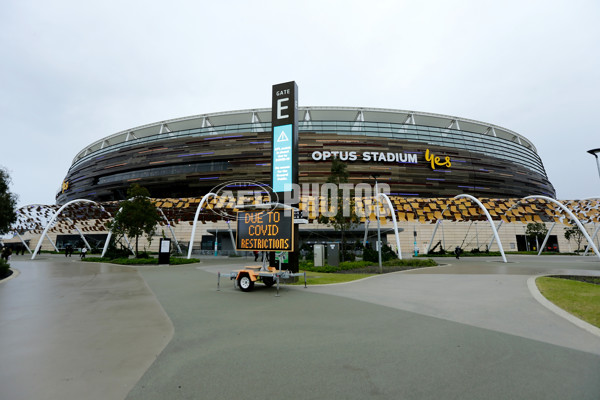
100,198,152,258
13,203,59,252
187,192,218,259
523,195,600,260
426,194,507,263
31,199,110,260
583,223,600,256
100,204,124,258
490,196,600,259
157,207,183,254
374,193,403,259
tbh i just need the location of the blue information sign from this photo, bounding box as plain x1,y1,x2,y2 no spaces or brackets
272,124,293,193
271,81,297,195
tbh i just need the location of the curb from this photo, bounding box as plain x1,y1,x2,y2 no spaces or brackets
0,267,20,284
527,275,600,338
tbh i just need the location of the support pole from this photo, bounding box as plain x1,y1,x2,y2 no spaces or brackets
425,220,442,255
583,223,600,256
487,221,503,250
157,208,182,254
375,182,382,273
45,232,59,252
101,231,112,258
227,221,238,255
538,222,556,256
15,232,32,254
123,235,135,255
71,221,92,250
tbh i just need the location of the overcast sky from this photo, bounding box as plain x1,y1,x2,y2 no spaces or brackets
2,0,599,208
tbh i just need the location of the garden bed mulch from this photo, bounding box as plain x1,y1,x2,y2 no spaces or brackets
0,269,13,280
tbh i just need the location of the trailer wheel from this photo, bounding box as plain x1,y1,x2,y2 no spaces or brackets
262,277,275,287
238,274,254,292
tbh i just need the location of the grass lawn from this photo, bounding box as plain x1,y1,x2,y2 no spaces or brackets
536,276,600,328
292,270,375,285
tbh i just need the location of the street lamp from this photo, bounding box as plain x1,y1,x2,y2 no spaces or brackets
371,174,383,274
587,148,600,180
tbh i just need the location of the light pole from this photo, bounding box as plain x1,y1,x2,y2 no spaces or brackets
371,174,383,274
587,148,600,181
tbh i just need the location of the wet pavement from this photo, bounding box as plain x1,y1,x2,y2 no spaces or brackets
0,255,173,400
1,253,599,399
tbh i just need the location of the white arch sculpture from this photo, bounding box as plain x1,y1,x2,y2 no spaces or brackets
187,192,218,259
374,193,403,259
583,224,600,256
100,218,136,258
31,199,110,260
523,195,600,260
426,194,507,263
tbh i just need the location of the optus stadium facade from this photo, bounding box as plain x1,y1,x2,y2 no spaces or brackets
57,107,555,204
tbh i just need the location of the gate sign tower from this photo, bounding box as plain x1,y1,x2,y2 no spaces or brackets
271,81,298,195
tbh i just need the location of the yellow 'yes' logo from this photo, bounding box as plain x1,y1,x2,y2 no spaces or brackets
425,149,451,170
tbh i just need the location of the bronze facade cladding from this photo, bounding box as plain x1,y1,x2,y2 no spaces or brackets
57,107,555,204
57,130,555,204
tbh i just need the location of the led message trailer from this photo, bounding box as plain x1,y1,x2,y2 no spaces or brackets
236,210,294,252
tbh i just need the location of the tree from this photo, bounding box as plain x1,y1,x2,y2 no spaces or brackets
318,158,359,262
525,222,548,251
564,226,585,252
0,168,18,235
107,184,161,257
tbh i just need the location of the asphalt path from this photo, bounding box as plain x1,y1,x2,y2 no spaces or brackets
1,254,599,400
128,255,600,400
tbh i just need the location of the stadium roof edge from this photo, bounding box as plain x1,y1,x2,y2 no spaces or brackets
72,106,536,164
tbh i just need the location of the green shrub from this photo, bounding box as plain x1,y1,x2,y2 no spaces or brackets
169,257,201,265
382,258,437,267
136,251,151,259
362,244,398,262
339,260,372,269
299,258,436,273
0,258,11,279
83,256,200,265
104,247,132,260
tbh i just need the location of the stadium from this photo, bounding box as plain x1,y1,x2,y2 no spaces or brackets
57,107,555,204
7,106,599,260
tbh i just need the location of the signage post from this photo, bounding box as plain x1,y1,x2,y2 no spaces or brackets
271,81,298,194
158,238,171,265
271,81,299,272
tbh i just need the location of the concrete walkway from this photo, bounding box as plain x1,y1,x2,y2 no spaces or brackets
1,254,599,399
303,255,600,354
0,255,173,400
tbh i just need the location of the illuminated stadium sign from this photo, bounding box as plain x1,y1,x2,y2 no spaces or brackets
310,149,452,170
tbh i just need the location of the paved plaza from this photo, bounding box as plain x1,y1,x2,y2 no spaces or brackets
1,254,599,399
